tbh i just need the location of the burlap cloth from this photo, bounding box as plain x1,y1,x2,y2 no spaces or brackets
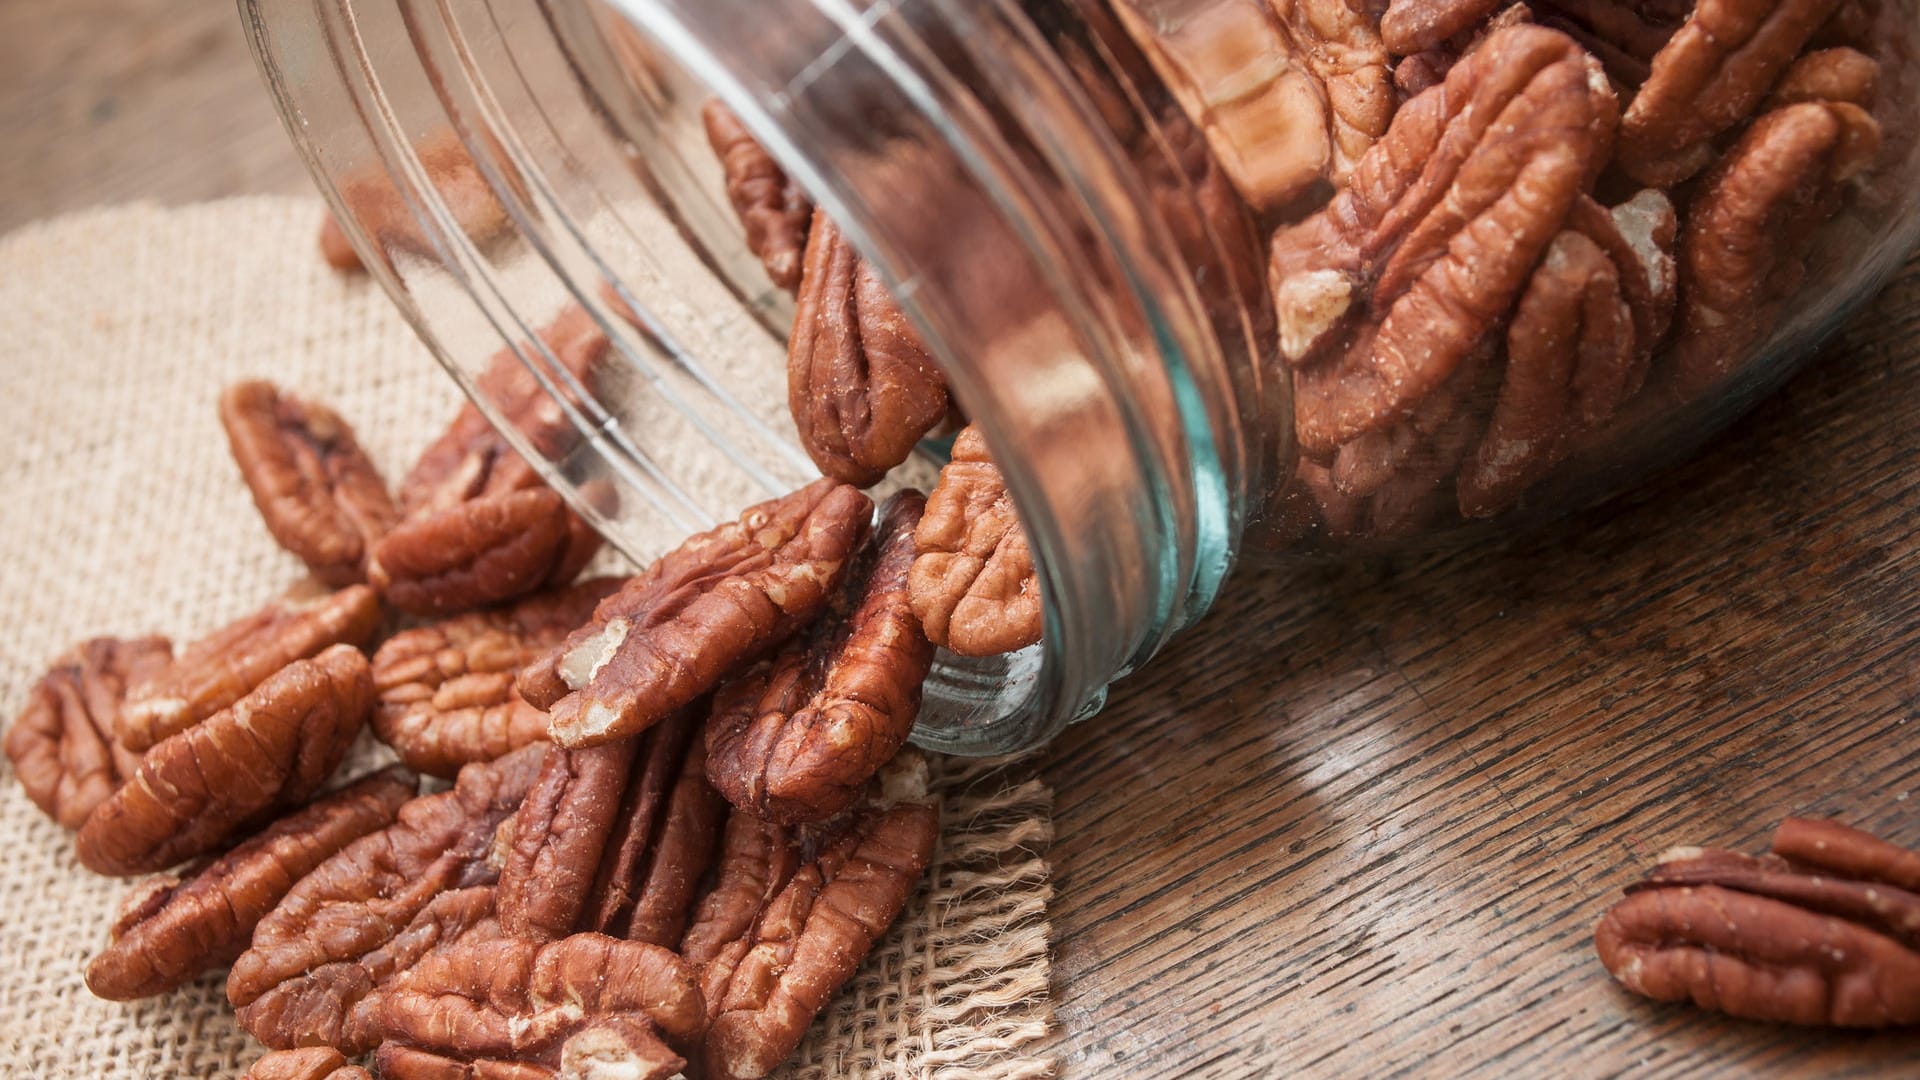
0,198,1056,1079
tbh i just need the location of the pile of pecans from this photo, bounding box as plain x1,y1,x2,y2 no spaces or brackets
4,317,1014,1076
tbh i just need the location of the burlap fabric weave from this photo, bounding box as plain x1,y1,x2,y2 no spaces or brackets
0,198,1056,1079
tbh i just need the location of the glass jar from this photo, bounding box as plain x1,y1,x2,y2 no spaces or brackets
242,0,1920,755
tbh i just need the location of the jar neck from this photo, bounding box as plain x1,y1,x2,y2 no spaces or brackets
243,0,1279,754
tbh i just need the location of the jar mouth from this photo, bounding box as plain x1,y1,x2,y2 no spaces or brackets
243,0,1268,754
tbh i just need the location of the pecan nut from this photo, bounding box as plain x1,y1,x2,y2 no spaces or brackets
708,492,933,824
318,133,511,275
703,101,813,293
1594,818,1920,1026
1270,26,1616,458
1765,46,1880,109
1530,0,1688,86
118,580,381,752
1616,0,1849,186
909,427,1043,656
5,635,171,830
371,488,584,616
496,736,645,941
680,811,800,969
584,711,725,945
85,766,416,1000
699,762,939,1080
76,644,373,877
228,744,546,1053
1266,0,1396,182
375,934,704,1078
530,478,873,748
1668,99,1881,398
1380,0,1505,57
371,578,621,777
788,210,950,487
243,1048,372,1080
220,380,398,587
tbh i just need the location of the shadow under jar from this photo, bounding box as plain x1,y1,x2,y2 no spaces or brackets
242,0,1920,755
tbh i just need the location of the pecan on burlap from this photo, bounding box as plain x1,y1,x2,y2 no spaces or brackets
5,635,171,830
117,580,379,752
707,492,933,824
85,766,416,1000
76,644,372,877
1667,99,1881,398
909,427,1043,657
370,578,621,777
1594,817,1920,1026
788,210,950,487
1615,0,1849,186
527,478,872,749
374,935,704,1080
680,810,801,969
1269,26,1616,459
220,380,398,587
371,488,586,616
243,1047,372,1080
228,744,546,1054
703,101,813,293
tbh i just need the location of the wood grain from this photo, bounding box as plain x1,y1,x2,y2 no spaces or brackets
7,1,1920,1076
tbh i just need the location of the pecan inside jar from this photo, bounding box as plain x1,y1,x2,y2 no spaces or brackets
5,635,171,830
703,101,813,293
909,426,1043,657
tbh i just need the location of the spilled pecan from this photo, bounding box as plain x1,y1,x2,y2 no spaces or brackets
375,934,704,1080
221,380,398,587
1616,0,1849,186
708,492,933,824
370,577,621,777
1668,99,1881,398
76,644,372,877
118,580,380,752
585,711,725,946
228,743,546,1054
909,427,1043,656
1594,818,1920,1026
371,488,586,616
244,1048,372,1080
1270,25,1616,458
700,759,939,1080
85,766,416,1000
5,635,170,830
531,478,873,748
497,736,645,941
681,809,800,969
789,210,950,487
703,101,813,293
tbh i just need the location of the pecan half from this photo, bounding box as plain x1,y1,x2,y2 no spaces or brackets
497,736,644,941
700,763,939,1080
1390,2,1533,97
702,101,813,293
1380,0,1505,56
118,580,380,752
244,1048,372,1080
5,635,171,830
228,744,546,1054
371,578,621,777
1270,26,1616,458
319,133,511,275
85,766,416,1000
375,934,703,1079
372,488,585,616
681,810,800,969
584,711,725,946
1668,100,1881,398
1766,46,1880,109
1616,0,1849,186
221,380,398,587
788,210,950,488
531,478,873,748
1594,818,1920,1026
708,492,933,824
909,426,1043,656
76,644,372,877
1266,0,1396,183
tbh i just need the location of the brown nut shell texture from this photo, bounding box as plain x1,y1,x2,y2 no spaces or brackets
1594,817,1920,1027
526,478,873,749
221,380,399,587
698,767,939,1080
788,210,950,488
85,766,417,1000
243,1047,373,1080
374,933,704,1080
708,491,934,824
1269,25,1618,459
5,635,171,830
703,101,813,293
371,577,622,777
228,743,547,1054
76,644,373,877
909,426,1043,657
118,581,380,753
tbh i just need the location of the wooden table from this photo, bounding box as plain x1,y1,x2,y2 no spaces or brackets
6,2,1918,1075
